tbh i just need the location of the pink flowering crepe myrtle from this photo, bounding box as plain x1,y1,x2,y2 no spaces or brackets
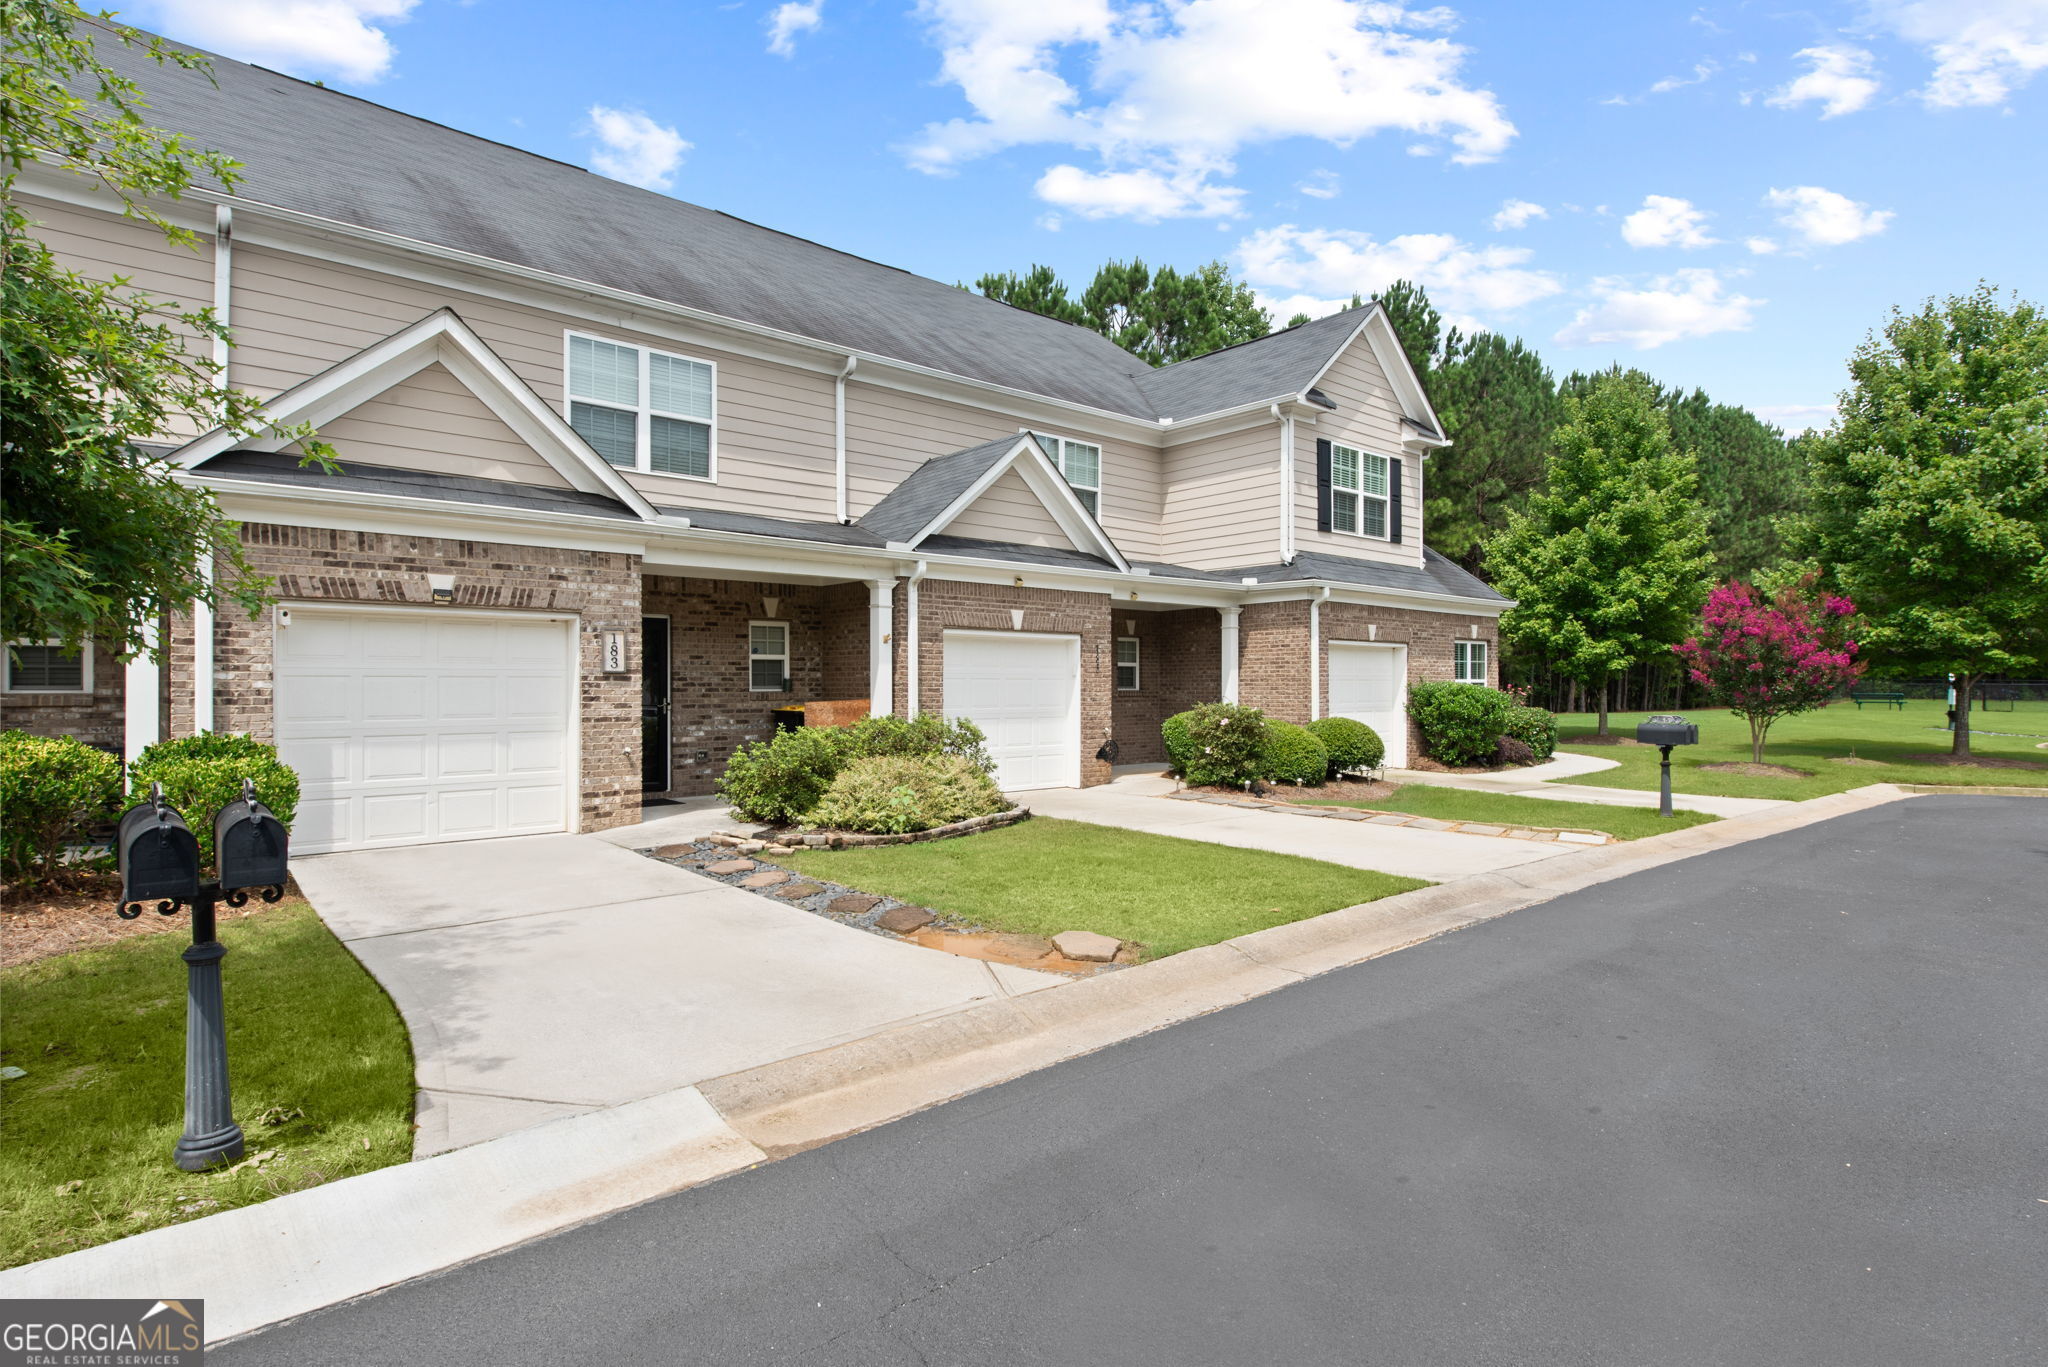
1672,576,1864,764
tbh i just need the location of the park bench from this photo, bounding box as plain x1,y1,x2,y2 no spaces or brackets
1849,690,1907,710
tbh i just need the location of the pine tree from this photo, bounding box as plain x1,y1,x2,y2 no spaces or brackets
1371,279,1441,382
974,259,1269,365
1424,328,1562,571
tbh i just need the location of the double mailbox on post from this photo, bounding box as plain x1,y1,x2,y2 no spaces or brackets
116,780,290,913
1635,715,1700,749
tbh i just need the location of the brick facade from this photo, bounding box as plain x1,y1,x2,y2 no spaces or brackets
0,641,126,751
1108,607,1221,764
894,577,1116,788
166,523,644,832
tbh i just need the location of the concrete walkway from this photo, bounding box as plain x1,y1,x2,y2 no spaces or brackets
1388,749,1793,818
1020,771,1581,881
293,834,1062,1156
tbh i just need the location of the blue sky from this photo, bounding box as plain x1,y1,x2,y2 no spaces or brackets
128,0,2048,430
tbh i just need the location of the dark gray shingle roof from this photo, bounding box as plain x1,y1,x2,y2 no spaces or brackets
194,451,639,518
917,534,1117,572
854,435,1021,543
1218,548,1508,602
1134,308,1368,421
653,505,887,547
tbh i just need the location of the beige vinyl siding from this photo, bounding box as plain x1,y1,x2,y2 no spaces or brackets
843,386,1163,559
315,362,574,487
940,468,1079,549
1294,341,1425,567
1160,422,1281,570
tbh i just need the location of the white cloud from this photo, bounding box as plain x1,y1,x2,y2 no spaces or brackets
1650,60,1719,93
1491,198,1547,231
1035,162,1245,220
1751,402,1837,433
766,1,823,57
1555,269,1761,350
1620,194,1717,249
585,107,691,191
1868,0,2048,107
132,0,418,84
908,0,1515,220
1766,45,1881,118
1765,185,1894,245
1297,169,1342,199
1745,236,1780,255
1237,224,1563,327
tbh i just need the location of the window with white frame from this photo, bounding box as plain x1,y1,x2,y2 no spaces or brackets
749,621,790,692
1330,443,1391,539
565,333,715,480
5,642,89,693
1115,637,1140,691
1453,640,1488,684
1029,433,1102,516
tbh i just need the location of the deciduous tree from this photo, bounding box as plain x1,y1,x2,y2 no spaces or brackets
1674,577,1862,763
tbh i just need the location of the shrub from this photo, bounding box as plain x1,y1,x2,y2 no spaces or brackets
1307,716,1384,775
806,754,1008,834
1162,703,1268,787
837,713,993,774
1260,721,1329,786
1503,705,1557,762
718,726,844,825
0,731,123,886
1495,734,1536,767
1406,682,1515,767
128,732,300,868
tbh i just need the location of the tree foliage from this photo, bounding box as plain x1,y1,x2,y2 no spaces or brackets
1,0,330,660
1789,284,2048,757
975,258,1269,366
1484,371,1714,734
1674,577,1863,763
1426,329,1564,571
1371,279,1440,384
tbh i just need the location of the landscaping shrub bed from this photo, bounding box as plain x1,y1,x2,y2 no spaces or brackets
0,731,122,888
717,713,1013,834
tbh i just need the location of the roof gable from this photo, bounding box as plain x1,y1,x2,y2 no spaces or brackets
857,435,1127,571
939,467,1083,553
307,360,576,490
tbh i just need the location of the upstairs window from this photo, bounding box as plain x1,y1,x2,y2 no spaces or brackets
749,621,790,692
1453,640,1488,684
6,642,89,693
1030,433,1103,516
566,333,715,480
1330,444,1390,539
1115,637,1141,691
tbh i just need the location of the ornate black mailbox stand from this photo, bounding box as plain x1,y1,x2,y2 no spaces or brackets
1634,714,1700,818
117,780,290,1172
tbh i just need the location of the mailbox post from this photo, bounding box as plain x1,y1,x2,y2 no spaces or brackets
117,779,290,1172
1634,714,1700,818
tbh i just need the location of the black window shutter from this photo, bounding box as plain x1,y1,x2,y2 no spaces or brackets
1315,439,1333,533
1389,457,1404,543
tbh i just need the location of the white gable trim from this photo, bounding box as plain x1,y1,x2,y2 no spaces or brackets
1300,309,1450,453
911,436,1129,571
169,308,662,519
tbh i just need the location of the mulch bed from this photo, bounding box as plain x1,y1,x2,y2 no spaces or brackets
1,875,303,970
1904,752,2048,771
1188,778,1400,803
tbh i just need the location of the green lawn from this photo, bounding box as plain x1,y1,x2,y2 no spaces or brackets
0,901,415,1270
1553,702,2048,801
782,816,1424,960
1295,784,1719,840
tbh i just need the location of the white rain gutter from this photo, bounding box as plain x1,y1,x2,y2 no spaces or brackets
904,560,930,713
834,355,858,524
1272,403,1295,563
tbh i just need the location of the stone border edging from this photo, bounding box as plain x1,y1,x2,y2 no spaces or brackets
1162,789,1614,845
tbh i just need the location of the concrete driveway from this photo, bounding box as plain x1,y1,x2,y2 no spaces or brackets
1022,770,1582,881
294,835,1060,1156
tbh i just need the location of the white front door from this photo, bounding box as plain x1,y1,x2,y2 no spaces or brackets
276,608,575,854
1327,642,1409,768
941,630,1081,790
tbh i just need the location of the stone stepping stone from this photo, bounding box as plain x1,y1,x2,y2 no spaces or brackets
703,859,757,875
988,933,1054,960
875,905,935,933
827,894,882,915
1052,930,1122,963
1326,809,1370,821
776,881,827,899
653,843,695,858
739,870,790,888
1557,831,1606,845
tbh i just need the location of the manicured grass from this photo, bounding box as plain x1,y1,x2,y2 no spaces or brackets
1295,784,1719,840
781,816,1425,960
1553,702,2048,801
0,901,415,1270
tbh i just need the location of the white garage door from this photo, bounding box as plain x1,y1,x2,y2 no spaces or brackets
1327,642,1409,768
276,609,574,854
942,630,1080,791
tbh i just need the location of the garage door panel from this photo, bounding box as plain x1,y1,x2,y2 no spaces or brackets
506,784,565,827
433,621,496,665
943,632,1079,791
361,617,428,662
362,793,430,842
362,734,430,782
280,735,351,784
507,731,564,773
1327,643,1408,768
435,732,498,778
434,788,501,836
281,675,356,726
294,796,351,850
505,675,566,719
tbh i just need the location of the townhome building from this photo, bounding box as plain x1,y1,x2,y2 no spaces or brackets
3,38,1505,855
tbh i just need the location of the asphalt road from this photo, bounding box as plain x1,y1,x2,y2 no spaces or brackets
226,797,2046,1366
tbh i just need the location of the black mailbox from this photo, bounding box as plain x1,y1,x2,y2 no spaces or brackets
1636,714,1699,748
215,779,289,892
117,785,201,908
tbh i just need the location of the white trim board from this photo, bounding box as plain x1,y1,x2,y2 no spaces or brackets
912,436,1129,572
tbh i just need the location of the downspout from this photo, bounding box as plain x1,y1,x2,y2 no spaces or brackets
1308,585,1331,720
834,355,858,524
904,559,929,714
1272,403,1295,563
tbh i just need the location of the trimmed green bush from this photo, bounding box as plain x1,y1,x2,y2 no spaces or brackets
128,733,300,868
0,731,123,886
1504,705,1557,762
1260,721,1329,786
718,726,844,825
1161,703,1269,787
835,713,993,773
1307,716,1385,775
806,754,1008,834
1406,682,1516,767
1496,734,1536,766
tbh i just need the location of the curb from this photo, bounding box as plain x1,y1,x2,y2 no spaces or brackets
0,782,1922,1343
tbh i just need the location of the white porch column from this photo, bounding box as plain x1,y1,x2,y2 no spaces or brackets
125,622,161,760
1218,604,1241,704
866,576,895,718
192,555,215,734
